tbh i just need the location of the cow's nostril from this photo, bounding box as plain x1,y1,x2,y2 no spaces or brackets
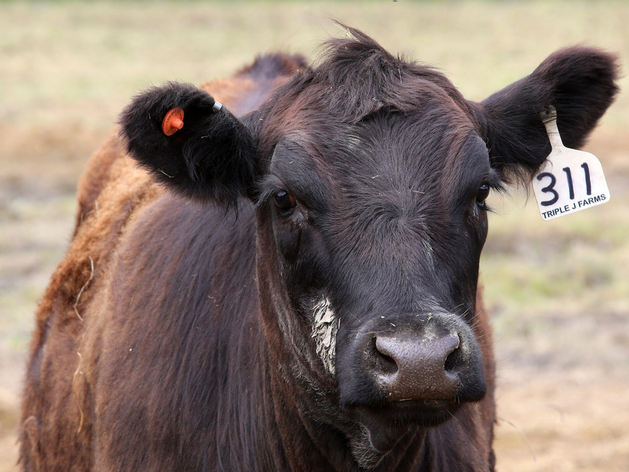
444,341,462,372
373,338,398,374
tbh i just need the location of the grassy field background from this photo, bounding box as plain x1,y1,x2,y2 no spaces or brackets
1,1,628,470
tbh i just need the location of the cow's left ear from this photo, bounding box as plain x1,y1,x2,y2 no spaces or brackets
120,82,257,206
473,46,620,182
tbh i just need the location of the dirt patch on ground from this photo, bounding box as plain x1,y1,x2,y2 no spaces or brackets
492,307,629,471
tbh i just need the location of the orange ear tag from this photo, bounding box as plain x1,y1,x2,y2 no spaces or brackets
162,108,184,136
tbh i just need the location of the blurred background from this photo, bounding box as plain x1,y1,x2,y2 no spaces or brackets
1,0,628,470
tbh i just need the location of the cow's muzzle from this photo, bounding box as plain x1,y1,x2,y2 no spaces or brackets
374,331,462,401
337,312,486,416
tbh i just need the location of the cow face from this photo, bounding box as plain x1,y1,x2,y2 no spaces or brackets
257,104,493,392
248,50,499,465
253,108,494,463
120,27,618,469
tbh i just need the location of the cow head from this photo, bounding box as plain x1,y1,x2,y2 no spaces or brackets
121,28,618,468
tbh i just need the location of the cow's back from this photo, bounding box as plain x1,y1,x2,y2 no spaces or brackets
19,53,306,472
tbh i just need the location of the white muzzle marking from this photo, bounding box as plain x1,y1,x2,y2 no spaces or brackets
311,297,340,375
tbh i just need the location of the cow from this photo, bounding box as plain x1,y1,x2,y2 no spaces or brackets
19,27,618,471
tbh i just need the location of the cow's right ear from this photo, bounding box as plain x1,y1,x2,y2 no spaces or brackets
119,82,257,206
473,46,620,183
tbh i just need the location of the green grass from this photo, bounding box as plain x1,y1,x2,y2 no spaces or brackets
483,186,629,318
1,1,628,128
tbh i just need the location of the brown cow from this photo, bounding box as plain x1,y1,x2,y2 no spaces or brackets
20,28,618,471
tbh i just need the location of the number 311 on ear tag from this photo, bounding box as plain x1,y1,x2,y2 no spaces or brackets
533,106,610,220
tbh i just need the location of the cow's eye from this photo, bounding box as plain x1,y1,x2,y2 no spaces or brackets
476,183,490,205
273,190,297,212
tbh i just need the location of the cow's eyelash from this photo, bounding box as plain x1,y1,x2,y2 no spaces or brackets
255,187,279,209
256,182,294,210
480,177,504,214
488,179,505,193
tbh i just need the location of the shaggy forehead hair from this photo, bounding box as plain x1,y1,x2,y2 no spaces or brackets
256,26,479,163
312,27,475,122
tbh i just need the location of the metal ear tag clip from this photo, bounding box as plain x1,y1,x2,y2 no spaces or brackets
532,106,610,220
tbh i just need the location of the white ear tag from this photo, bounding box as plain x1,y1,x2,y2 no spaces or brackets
533,106,610,220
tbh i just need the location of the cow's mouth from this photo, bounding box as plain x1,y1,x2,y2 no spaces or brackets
347,400,460,469
335,314,487,467
356,398,459,427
